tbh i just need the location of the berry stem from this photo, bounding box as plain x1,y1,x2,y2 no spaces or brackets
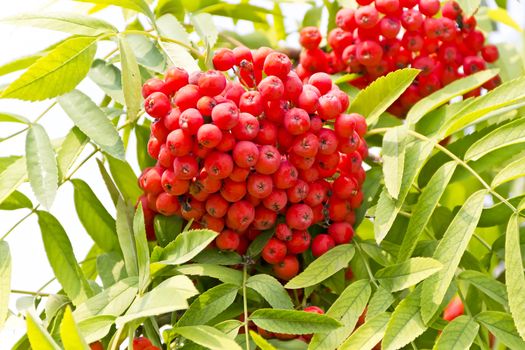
10,289,50,297
0,101,56,144
242,263,250,350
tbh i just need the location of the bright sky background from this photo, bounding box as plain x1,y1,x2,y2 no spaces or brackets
0,0,523,348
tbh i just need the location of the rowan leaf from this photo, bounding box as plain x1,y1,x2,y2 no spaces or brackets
60,307,90,350
476,311,525,349
382,125,408,200
376,257,442,292
249,309,342,335
247,274,294,310
383,287,427,350
349,68,420,125
161,229,218,265
339,312,390,350
505,214,525,341
434,315,479,350
309,280,371,350
285,244,355,289
25,124,58,209
118,35,142,123
58,90,125,160
0,242,11,328
1,36,97,100
170,326,242,350
421,190,487,323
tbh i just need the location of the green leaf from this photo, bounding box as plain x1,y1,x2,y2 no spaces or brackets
309,280,371,350
25,124,58,209
285,245,355,289
443,75,525,137
247,230,273,257
376,257,442,292
465,117,525,161
476,311,525,350
2,12,117,36
505,214,525,341
0,190,32,210
434,315,479,350
247,274,294,310
375,139,434,243
26,312,61,350
77,315,115,344
492,156,525,188
133,204,150,291
421,190,487,323
191,13,218,49
249,330,276,350
407,69,499,125
58,90,125,160
383,287,427,350
193,249,242,265
56,127,88,181
382,125,408,199
88,59,125,104
171,325,243,350
397,162,457,262
0,156,26,206
487,8,523,31
153,214,182,247
118,35,142,123
37,210,91,305
117,275,198,326
127,34,166,73
302,6,322,28
0,112,29,124
156,14,199,72
60,307,90,350
116,197,138,277
0,242,11,328
177,283,239,327
106,155,141,204
339,312,390,350
160,229,218,265
366,286,394,322
97,252,126,287
1,36,97,101
249,309,342,335
458,270,508,306
73,277,138,320
71,179,118,251
349,68,420,126
174,264,243,286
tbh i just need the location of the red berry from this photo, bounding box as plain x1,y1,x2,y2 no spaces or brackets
284,107,311,135
311,234,335,257
213,48,235,71
247,173,273,199
263,52,292,79
443,296,464,321
258,76,285,101
198,70,227,96
232,112,260,141
355,6,379,29
255,145,281,175
142,78,167,98
286,204,314,230
262,238,287,264
481,45,499,63
204,151,234,179
233,141,259,168
273,255,300,280
286,230,311,254
212,102,240,130
336,8,356,31
197,123,222,148
216,229,240,251
174,84,201,111
144,92,171,118
300,26,323,49
304,306,324,314
419,0,440,16
328,222,355,244
356,41,383,67
275,223,293,241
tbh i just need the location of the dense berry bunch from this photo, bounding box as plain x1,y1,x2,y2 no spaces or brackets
298,0,501,117
138,46,367,281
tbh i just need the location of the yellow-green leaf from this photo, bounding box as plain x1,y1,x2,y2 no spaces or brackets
60,307,90,350
1,36,97,101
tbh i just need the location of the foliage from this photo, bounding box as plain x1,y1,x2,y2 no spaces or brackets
0,1,524,349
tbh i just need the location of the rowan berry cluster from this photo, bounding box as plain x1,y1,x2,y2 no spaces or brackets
298,0,501,117
137,46,367,281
